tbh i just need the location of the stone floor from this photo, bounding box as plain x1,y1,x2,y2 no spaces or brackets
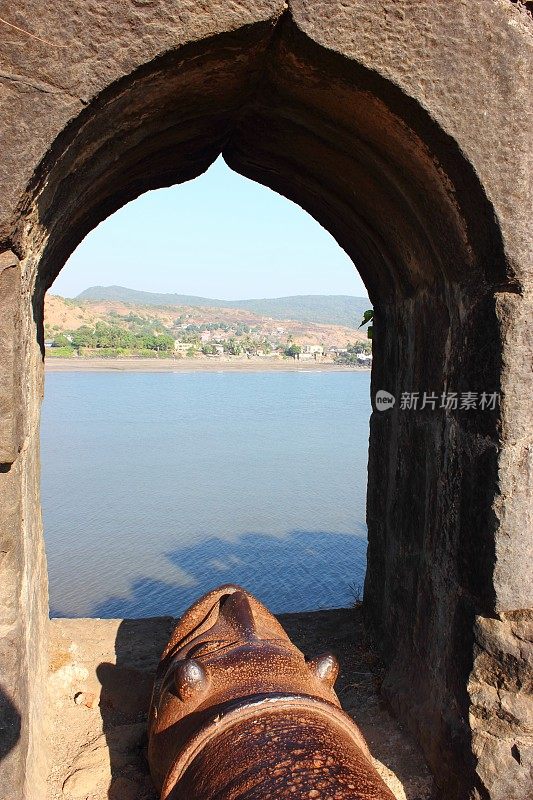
47,608,434,800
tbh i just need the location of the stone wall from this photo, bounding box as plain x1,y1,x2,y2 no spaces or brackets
0,3,531,798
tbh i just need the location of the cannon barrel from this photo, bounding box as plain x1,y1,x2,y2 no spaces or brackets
148,585,395,800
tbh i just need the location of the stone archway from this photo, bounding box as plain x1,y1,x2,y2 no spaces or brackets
0,3,531,799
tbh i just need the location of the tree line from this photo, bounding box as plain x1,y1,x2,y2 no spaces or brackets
52,322,175,353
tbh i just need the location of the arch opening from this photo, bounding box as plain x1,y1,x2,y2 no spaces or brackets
41,161,373,621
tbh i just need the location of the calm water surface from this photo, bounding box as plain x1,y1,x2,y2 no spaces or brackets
41,371,371,617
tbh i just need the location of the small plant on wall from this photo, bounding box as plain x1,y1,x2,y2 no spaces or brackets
359,309,373,340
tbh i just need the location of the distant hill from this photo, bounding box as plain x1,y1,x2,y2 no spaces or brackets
45,294,369,353
75,286,371,329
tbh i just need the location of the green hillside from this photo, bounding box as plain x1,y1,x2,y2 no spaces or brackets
76,286,371,329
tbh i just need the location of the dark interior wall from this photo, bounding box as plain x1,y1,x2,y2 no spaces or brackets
366,286,504,795
0,4,530,799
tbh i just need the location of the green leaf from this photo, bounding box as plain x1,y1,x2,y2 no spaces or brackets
359,309,374,328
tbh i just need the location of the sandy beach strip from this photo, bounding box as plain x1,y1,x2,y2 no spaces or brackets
44,357,370,373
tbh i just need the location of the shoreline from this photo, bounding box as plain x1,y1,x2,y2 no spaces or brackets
44,357,371,373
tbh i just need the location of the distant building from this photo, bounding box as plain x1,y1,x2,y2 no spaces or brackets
200,331,211,342
213,344,225,355
357,353,372,366
300,344,324,361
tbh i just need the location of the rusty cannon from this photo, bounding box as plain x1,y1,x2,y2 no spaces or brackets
148,585,396,800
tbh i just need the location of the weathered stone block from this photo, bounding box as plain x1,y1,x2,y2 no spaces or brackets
0,251,22,465
469,612,533,799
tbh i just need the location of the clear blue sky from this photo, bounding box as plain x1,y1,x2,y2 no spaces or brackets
53,156,367,300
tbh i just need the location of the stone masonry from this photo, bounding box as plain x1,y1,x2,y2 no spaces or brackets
0,2,531,798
